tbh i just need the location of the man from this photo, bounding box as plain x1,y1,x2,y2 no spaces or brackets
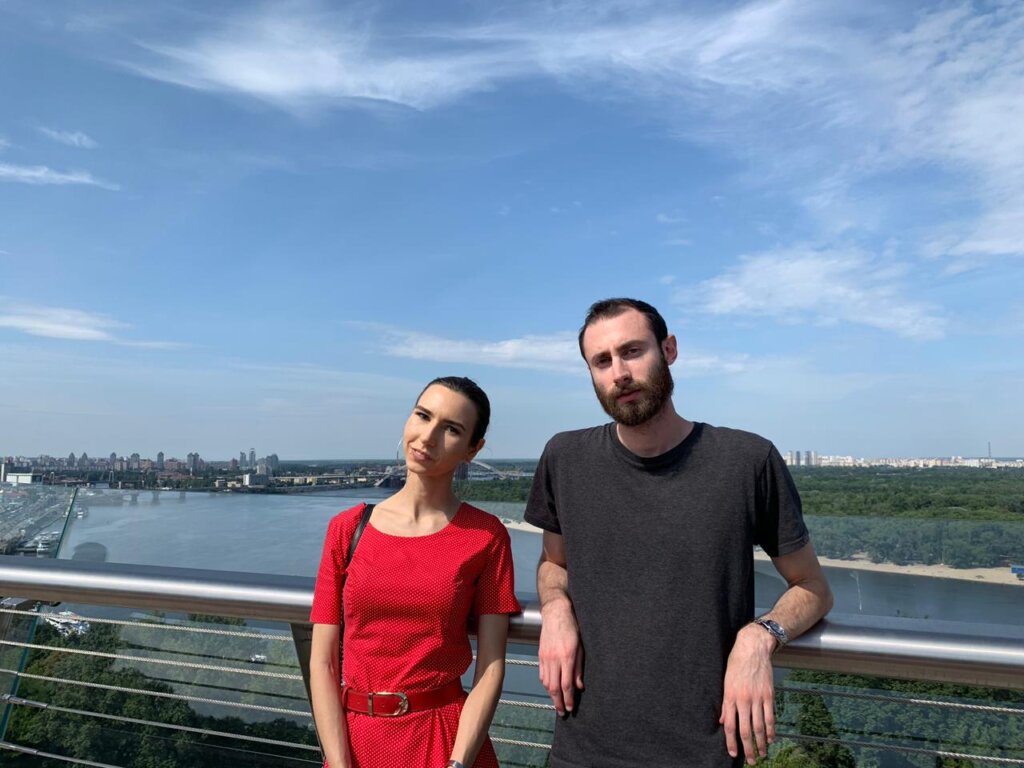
524,298,833,768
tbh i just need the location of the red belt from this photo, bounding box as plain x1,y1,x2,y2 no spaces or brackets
341,679,465,717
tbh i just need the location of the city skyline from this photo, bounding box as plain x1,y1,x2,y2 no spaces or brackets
2,1,1023,458
5,446,1021,465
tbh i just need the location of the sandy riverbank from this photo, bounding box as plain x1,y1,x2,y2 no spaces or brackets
503,518,1022,587
754,549,1023,586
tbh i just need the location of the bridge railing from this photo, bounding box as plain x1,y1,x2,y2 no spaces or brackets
1,556,1022,767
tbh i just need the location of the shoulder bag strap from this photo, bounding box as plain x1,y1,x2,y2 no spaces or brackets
345,503,374,566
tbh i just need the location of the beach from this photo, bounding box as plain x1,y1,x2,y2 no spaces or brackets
755,549,1022,586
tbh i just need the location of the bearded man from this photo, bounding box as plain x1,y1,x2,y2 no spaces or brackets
524,298,833,768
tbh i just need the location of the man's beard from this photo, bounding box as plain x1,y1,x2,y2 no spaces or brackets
593,353,674,427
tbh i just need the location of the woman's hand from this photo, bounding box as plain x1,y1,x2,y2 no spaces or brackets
310,623,352,768
448,613,510,766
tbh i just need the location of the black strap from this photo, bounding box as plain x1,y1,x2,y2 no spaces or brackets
346,503,374,566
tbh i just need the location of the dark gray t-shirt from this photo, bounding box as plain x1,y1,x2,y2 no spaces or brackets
524,422,808,768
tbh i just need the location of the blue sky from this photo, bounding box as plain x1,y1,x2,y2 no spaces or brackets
1,0,1022,460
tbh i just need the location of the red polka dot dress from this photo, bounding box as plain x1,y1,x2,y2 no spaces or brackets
310,503,521,768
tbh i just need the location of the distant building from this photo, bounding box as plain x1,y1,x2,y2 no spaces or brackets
239,451,247,469
248,448,256,469
243,472,269,487
5,471,42,485
68,452,76,469
130,453,141,471
156,451,165,470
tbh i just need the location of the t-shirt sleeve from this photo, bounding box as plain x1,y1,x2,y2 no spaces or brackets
524,442,561,534
309,515,346,624
474,524,522,616
755,444,810,557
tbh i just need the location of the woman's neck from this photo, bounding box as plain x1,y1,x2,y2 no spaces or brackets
390,471,461,519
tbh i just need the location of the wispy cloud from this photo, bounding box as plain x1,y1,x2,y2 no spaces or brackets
108,1,1024,263
679,246,946,340
0,136,9,151
656,213,687,224
0,302,183,348
39,127,98,148
0,305,125,341
359,323,750,376
0,163,118,190
376,326,582,373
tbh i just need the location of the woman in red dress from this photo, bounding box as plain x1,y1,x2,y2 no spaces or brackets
309,376,521,768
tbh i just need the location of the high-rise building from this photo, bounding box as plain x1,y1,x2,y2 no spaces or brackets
157,452,165,470
239,451,247,469
109,452,117,465
806,450,817,467
68,452,76,469
130,453,141,471
248,448,256,469
794,451,802,467
80,452,89,468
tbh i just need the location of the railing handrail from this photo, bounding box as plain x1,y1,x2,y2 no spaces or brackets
1,555,1022,690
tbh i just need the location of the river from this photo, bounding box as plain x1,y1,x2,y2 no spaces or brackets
59,488,1022,626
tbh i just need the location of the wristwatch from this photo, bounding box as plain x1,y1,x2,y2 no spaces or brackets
447,761,465,768
752,616,788,649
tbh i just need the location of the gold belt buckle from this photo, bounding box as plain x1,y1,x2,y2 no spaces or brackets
367,691,409,717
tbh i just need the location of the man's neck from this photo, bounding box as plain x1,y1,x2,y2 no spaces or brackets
615,403,694,458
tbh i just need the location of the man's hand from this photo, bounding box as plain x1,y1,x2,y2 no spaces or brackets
719,623,777,765
538,597,584,715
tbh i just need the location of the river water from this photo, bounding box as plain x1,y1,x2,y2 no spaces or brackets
59,488,1022,627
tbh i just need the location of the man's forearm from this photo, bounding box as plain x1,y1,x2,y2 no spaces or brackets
537,555,572,610
762,574,833,640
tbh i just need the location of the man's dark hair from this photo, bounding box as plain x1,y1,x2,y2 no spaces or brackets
577,298,668,359
419,376,491,445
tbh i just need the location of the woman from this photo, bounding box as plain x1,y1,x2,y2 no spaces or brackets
309,376,520,768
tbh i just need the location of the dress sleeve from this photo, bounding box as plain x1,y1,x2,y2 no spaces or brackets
309,514,346,624
524,441,561,534
474,524,522,616
755,444,810,557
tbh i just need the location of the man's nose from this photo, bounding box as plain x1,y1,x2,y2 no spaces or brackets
611,356,631,383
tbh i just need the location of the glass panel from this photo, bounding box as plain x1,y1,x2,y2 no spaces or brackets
771,669,1024,767
2,603,318,767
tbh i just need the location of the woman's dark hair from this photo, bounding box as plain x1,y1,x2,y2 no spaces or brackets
577,297,668,359
419,376,491,445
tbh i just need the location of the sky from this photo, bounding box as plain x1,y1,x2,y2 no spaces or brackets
1,0,1022,461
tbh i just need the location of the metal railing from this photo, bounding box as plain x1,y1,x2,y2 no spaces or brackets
1,554,1023,767
1,556,1021,689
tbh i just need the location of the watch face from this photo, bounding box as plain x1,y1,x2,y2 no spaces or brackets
758,618,787,644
